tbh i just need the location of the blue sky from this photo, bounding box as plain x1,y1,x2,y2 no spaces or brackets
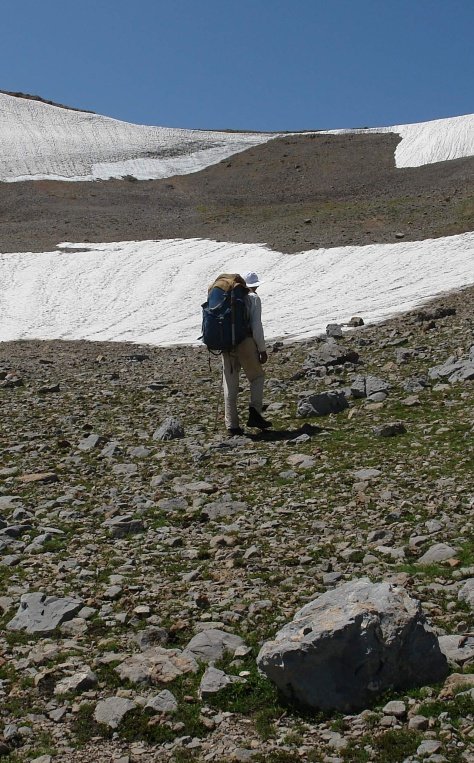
1,0,473,131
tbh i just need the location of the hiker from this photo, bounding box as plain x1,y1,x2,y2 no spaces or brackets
221,271,272,435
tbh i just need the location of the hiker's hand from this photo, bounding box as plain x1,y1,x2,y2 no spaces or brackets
259,351,268,364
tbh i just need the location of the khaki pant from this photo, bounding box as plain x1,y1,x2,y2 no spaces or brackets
222,337,265,429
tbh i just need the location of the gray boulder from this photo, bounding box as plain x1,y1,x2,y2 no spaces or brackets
449,363,474,382
438,635,474,667
373,421,406,437
54,668,98,695
429,357,474,383
184,629,245,663
115,646,198,685
417,543,457,565
94,697,136,729
326,324,343,338
350,377,367,398
201,500,247,522
102,514,144,538
366,375,390,397
350,375,390,399
297,391,349,418
303,343,359,370
458,579,474,608
144,690,178,714
199,666,244,698
153,417,184,441
7,593,83,635
257,578,448,712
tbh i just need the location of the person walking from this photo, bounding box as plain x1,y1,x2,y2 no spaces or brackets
222,271,272,435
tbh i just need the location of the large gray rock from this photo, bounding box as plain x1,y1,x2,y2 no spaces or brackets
184,629,245,664
297,391,349,418
350,375,390,399
7,593,83,635
257,578,448,712
429,357,474,383
438,635,474,667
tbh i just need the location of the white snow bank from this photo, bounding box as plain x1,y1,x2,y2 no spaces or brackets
0,92,272,182
325,114,474,168
1,92,472,181
1,234,473,345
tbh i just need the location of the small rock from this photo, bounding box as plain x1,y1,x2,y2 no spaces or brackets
94,697,136,729
373,422,406,437
199,666,243,697
382,700,406,718
153,417,184,441
326,324,343,338
184,629,245,663
297,390,349,417
438,634,474,666
17,472,59,484
408,714,429,730
54,668,98,695
77,434,103,451
458,578,474,608
144,689,178,714
116,647,198,685
416,739,442,756
417,543,457,565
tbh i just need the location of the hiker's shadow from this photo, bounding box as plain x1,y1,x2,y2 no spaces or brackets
248,423,323,442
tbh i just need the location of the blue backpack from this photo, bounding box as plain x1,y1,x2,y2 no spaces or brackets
201,274,251,352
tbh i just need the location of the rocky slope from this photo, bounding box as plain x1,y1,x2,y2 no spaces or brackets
1,132,473,254
0,286,473,763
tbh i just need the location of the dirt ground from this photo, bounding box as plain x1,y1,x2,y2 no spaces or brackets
1,132,472,254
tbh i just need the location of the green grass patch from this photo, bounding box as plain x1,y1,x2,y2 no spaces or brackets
342,729,422,763
418,692,474,726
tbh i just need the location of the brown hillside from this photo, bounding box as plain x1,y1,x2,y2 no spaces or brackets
0,131,472,253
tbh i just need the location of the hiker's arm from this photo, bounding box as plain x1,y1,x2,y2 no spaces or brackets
248,294,266,353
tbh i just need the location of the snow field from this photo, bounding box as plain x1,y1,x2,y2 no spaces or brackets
325,113,474,168
1,92,473,182
1,234,473,346
0,92,272,182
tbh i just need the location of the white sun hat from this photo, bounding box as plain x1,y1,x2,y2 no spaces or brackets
243,271,264,288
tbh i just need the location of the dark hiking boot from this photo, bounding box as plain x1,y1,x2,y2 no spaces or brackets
227,427,244,436
247,406,272,429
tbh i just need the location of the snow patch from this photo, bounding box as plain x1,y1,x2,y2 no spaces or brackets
0,92,273,182
1,92,472,181
1,234,473,345
325,114,474,168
